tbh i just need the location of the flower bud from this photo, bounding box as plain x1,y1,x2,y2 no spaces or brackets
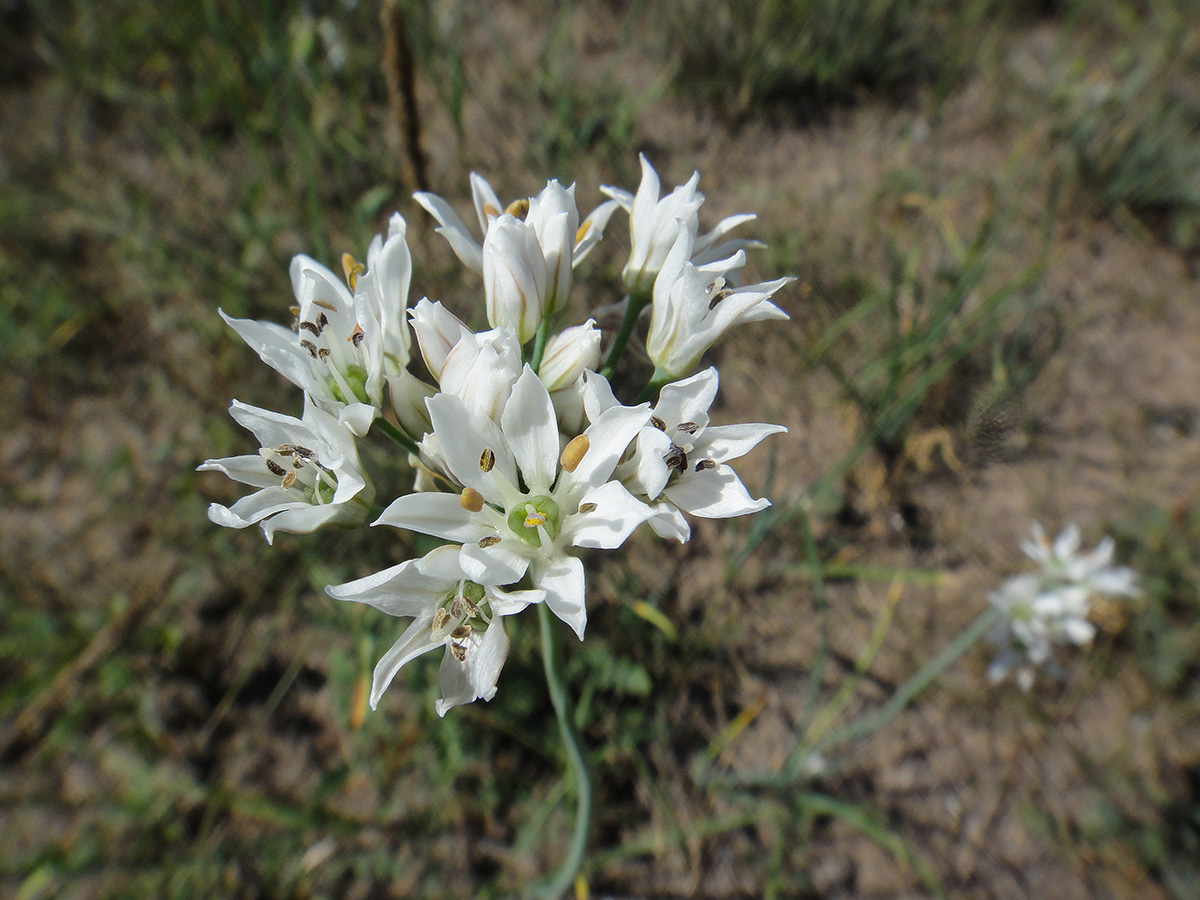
482,214,548,344
538,320,601,392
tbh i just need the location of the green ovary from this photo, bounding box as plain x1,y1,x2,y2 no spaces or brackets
506,495,561,547
328,364,371,404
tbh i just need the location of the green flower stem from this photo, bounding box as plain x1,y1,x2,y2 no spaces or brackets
529,316,554,374
598,289,652,381
533,603,592,900
372,417,420,456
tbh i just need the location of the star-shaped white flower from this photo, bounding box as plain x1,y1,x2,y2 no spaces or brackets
414,174,618,282
328,545,543,716
375,367,653,638
220,214,414,435
198,397,373,544
585,367,786,542
1021,522,1140,598
647,226,792,382
601,153,764,294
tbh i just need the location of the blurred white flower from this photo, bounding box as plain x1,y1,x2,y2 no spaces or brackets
585,367,785,542
987,523,1139,689
646,226,791,381
198,398,373,544
601,153,763,294
328,545,543,715
375,367,652,639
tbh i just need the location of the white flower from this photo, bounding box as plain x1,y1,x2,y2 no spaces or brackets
375,367,653,639
538,321,602,393
327,545,543,716
585,367,786,542
220,215,413,436
414,174,618,280
198,397,373,544
409,298,474,383
483,212,550,343
987,523,1139,689
1021,522,1140,598
601,154,763,294
646,226,792,381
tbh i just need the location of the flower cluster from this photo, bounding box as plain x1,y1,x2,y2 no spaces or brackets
986,522,1139,690
201,157,791,715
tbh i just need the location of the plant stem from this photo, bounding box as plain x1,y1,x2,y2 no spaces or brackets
533,603,592,900
372,417,420,456
529,316,554,374
598,289,651,380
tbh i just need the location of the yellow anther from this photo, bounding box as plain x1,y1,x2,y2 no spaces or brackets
575,222,591,245
460,488,485,513
505,198,530,219
341,253,365,291
480,448,496,472
482,202,501,220
559,434,590,473
524,511,548,529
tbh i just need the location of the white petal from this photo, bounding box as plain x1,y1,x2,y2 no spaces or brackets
370,615,440,708
326,556,445,617
259,503,359,543
470,171,504,232
375,492,492,542
699,423,788,463
488,586,544,616
653,367,719,429
569,481,653,549
413,192,484,273
501,366,559,495
459,539,530,586
427,392,519,498
664,465,770,518
533,555,587,640
647,502,690,543
197,454,280,489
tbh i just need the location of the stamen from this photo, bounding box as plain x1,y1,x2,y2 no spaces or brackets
709,289,731,311
460,488,485,512
281,471,297,489
482,202,501,219
650,416,667,431
316,312,328,332
664,446,688,471
432,608,449,633
349,324,365,347
676,422,699,434
478,535,501,548
560,435,590,473
341,253,365,291
575,221,591,245
300,339,318,358
265,459,287,477
318,347,331,361
313,299,338,312
480,448,495,472
695,459,717,471
505,198,530,219
578,502,597,514
299,321,321,335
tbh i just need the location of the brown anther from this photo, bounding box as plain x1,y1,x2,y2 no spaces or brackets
460,488,485,512
300,339,318,358
482,202,501,219
650,416,667,431
676,421,699,434
433,608,450,632
292,458,303,469
289,305,301,318
450,642,468,662
450,624,472,641
280,471,297,489
664,446,688,471
284,445,315,459
316,312,328,332
708,289,731,311
695,458,718,471
560,435,590,473
341,253,365,291
265,459,287,477
479,448,495,472
318,347,331,361
450,597,464,618
299,321,320,335
313,299,338,312
505,198,530,219
478,535,501,548
578,502,597,514
349,324,365,348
